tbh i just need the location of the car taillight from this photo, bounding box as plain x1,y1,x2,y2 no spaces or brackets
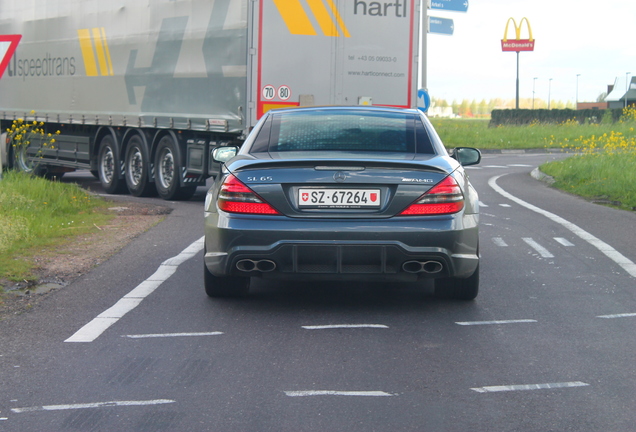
218,174,281,215
399,175,464,215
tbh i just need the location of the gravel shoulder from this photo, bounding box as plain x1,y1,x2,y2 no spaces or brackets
0,200,172,320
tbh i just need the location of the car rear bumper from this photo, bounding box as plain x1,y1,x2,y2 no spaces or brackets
204,212,478,281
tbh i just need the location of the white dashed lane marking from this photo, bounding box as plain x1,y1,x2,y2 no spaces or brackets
284,391,394,397
471,381,589,393
490,236,576,252
554,237,575,247
11,399,175,413
122,332,223,339
522,238,554,258
597,313,636,319
492,237,508,247
302,324,389,330
456,320,537,326
65,237,205,343
489,175,636,278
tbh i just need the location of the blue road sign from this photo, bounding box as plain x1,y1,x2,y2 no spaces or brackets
429,16,454,35
417,89,431,113
429,0,469,12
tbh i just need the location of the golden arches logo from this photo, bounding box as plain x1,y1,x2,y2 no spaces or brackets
272,0,350,37
501,17,535,52
503,17,533,42
77,28,114,76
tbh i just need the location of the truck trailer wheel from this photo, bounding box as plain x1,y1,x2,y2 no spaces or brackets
154,135,196,200
97,135,127,194
12,141,38,174
125,134,155,197
9,138,58,178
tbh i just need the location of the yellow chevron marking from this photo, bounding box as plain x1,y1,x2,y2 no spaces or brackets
323,0,350,37
92,28,110,76
77,29,98,76
78,28,114,76
272,0,317,35
102,28,114,76
306,0,339,37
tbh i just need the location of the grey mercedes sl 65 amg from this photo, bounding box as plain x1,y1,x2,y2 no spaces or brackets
204,106,481,300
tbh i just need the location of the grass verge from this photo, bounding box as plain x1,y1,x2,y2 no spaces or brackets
539,125,636,210
0,170,114,286
431,117,636,150
540,153,636,210
433,111,636,211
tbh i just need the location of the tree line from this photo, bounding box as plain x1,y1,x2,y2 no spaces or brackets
431,98,576,118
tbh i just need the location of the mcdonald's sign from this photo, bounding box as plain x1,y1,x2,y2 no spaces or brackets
501,17,535,52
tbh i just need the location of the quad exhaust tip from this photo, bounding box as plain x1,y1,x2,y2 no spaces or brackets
237,259,441,274
236,259,277,272
402,260,443,274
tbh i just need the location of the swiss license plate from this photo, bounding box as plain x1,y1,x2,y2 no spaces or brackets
298,189,381,208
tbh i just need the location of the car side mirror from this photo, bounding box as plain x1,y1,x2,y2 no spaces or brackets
451,147,481,166
212,146,238,163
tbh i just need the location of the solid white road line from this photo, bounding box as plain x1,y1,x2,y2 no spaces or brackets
122,332,223,339
284,391,394,397
11,399,175,413
522,238,554,258
65,237,205,343
471,381,589,393
490,175,636,278
456,319,537,326
597,313,636,319
302,324,389,330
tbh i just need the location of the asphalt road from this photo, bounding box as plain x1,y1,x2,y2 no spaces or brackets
1,153,635,431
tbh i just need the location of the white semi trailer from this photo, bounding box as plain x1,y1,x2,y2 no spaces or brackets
0,0,420,199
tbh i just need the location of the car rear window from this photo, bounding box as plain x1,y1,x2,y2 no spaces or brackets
266,110,429,154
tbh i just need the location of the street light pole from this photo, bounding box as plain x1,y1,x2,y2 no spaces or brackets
626,72,632,108
576,74,581,109
533,77,538,109
515,52,520,109
548,78,553,109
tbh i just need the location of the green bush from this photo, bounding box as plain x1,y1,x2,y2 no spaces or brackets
490,108,624,127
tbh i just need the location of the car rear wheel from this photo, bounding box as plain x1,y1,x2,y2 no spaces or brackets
434,263,479,301
204,263,250,297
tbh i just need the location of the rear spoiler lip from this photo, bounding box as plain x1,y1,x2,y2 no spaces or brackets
225,155,455,175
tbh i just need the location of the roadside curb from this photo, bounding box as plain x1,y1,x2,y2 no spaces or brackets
478,148,575,155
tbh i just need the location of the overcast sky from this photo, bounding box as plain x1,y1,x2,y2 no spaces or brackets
423,0,635,104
